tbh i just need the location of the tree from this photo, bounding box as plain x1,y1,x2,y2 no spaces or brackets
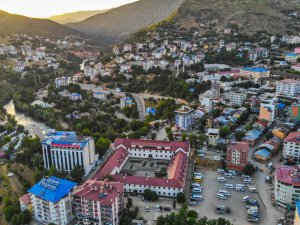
187,210,198,218
189,134,198,147
71,165,85,183
95,137,110,156
143,189,159,201
243,163,256,175
182,132,187,141
235,131,245,141
48,164,58,176
198,134,207,147
173,199,176,209
219,126,230,138
167,131,174,141
176,192,186,203
126,198,133,209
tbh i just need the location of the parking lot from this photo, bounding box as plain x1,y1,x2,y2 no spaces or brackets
128,167,284,225
190,169,265,225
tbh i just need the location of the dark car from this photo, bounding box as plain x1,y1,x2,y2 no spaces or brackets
163,207,171,211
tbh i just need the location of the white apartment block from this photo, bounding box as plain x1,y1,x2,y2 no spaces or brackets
274,166,300,211
42,130,96,175
276,79,300,97
28,177,77,225
229,91,247,106
55,77,71,89
283,132,300,162
207,128,219,146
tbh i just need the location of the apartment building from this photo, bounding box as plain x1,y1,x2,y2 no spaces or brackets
207,128,219,146
274,166,300,211
28,176,77,225
175,105,194,130
73,179,124,225
229,91,247,106
55,77,71,89
226,142,249,171
283,132,300,163
276,79,300,97
42,130,96,175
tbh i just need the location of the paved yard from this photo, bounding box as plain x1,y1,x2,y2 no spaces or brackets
129,168,284,225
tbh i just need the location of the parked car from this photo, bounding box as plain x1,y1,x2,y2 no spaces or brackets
145,206,150,212
242,196,249,202
217,169,225,174
218,190,230,197
225,183,234,189
217,193,227,200
217,177,227,182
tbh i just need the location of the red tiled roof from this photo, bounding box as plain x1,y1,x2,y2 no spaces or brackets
114,138,189,153
73,179,124,205
284,132,300,143
275,166,300,187
227,142,249,153
19,193,31,204
93,139,190,189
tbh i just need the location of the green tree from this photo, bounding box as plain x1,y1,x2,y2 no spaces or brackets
243,163,256,175
219,126,230,138
95,137,110,156
176,192,186,203
187,210,198,218
48,164,58,176
198,134,207,147
71,165,85,183
167,131,174,141
143,189,159,201
182,132,187,141
235,131,245,141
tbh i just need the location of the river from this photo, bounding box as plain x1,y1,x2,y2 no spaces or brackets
3,100,50,138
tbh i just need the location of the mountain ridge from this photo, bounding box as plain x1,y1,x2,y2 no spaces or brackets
0,10,81,38
49,10,111,24
67,0,184,39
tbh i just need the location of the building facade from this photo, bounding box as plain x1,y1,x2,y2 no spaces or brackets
55,77,71,89
93,138,190,197
175,105,194,130
229,91,247,106
274,166,300,211
28,176,77,225
207,128,219,146
226,142,249,171
283,132,300,163
120,97,135,109
73,179,124,225
240,67,270,83
42,130,96,175
276,79,300,97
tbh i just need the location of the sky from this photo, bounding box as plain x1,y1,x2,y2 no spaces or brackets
0,0,138,18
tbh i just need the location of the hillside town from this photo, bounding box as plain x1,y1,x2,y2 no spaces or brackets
2,5,300,225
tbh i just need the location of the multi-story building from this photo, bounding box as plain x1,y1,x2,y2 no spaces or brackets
207,128,219,146
285,53,299,64
276,79,300,97
28,176,77,225
42,130,96,175
120,97,135,109
259,98,277,122
239,67,270,83
73,179,124,225
55,77,71,89
93,92,106,100
175,105,194,130
226,142,249,171
283,132,300,163
274,166,300,211
291,104,300,121
229,91,247,106
93,138,190,197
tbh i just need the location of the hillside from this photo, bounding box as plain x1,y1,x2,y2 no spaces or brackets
67,0,184,39
49,10,110,24
0,10,80,38
175,0,300,35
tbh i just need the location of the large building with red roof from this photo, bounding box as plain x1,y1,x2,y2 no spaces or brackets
275,166,300,210
284,132,300,163
226,142,249,171
73,179,124,225
93,138,190,197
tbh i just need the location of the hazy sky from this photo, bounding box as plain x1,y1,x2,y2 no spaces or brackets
0,0,138,18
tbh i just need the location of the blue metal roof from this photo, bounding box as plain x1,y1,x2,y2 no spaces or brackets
28,176,77,203
242,67,268,72
286,53,299,57
254,149,271,158
296,202,300,217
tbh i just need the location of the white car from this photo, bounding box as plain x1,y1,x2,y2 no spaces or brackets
242,196,249,202
218,190,230,197
225,184,234,189
217,177,227,182
217,193,227,200
217,169,225,174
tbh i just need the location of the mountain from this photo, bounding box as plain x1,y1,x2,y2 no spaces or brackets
67,0,184,39
0,10,80,38
49,10,110,24
175,0,300,35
